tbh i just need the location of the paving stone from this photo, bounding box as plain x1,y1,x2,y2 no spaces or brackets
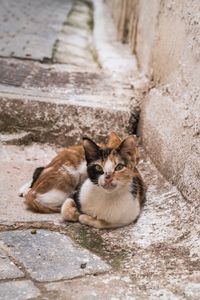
0,0,73,60
0,230,109,282
0,280,40,300
45,274,145,300
0,248,24,280
0,57,134,145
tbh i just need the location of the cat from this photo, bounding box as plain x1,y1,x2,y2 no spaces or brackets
61,135,145,229
20,132,122,213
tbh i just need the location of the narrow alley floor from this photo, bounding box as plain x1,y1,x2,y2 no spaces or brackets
0,1,199,300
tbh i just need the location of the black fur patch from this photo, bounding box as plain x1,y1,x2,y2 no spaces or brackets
98,148,112,160
86,147,112,185
131,175,146,205
87,164,103,185
70,191,82,212
131,176,139,196
30,167,45,188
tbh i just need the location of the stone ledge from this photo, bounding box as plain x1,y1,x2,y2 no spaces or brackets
0,93,131,146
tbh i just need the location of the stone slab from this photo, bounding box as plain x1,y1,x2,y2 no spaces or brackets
0,0,73,60
45,274,145,300
0,248,24,280
0,92,131,146
0,280,40,300
0,59,137,146
46,274,199,300
0,230,109,282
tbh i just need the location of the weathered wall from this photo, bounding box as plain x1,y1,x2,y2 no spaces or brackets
106,0,200,203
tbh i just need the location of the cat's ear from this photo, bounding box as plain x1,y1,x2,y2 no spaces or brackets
83,137,100,163
107,132,121,148
117,135,140,164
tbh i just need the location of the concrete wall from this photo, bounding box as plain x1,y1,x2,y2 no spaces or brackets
106,0,200,203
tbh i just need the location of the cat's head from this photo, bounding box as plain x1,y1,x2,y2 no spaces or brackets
83,134,139,193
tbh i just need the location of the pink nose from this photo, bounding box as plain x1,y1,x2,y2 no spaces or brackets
105,173,112,183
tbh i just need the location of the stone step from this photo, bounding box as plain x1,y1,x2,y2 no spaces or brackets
0,59,139,145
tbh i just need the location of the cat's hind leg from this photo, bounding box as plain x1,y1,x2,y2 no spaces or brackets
25,189,66,213
61,198,80,222
24,167,75,213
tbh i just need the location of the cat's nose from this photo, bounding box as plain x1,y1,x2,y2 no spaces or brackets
105,173,112,182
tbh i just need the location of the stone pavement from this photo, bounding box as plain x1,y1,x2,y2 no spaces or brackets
0,0,199,299
0,0,73,61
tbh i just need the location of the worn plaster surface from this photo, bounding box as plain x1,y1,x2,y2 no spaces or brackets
121,0,200,205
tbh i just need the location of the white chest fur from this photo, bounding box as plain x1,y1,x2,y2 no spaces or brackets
79,179,140,226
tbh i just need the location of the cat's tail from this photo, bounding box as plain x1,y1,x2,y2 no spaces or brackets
24,189,67,213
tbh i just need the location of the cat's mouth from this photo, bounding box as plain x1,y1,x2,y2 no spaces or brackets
101,182,117,191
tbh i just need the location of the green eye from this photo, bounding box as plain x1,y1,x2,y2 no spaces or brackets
115,163,125,171
95,164,103,172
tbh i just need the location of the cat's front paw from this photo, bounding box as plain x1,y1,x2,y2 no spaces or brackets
79,214,109,229
61,198,80,222
79,214,94,225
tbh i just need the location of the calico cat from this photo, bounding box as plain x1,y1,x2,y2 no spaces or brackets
61,135,145,229
20,132,121,213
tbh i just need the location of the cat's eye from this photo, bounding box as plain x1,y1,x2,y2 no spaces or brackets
94,164,103,172
115,163,125,171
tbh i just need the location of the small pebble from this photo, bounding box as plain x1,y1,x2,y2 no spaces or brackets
31,229,37,234
80,263,87,269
